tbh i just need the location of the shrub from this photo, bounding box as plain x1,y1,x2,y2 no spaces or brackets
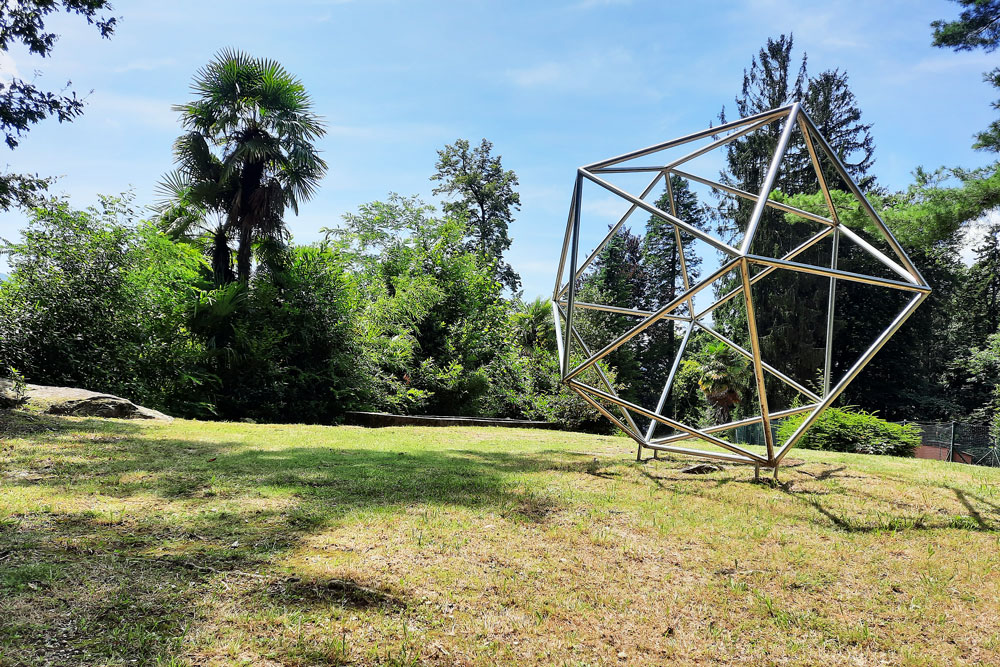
0,195,212,414
776,407,919,457
517,352,616,434
0,367,27,410
193,244,369,423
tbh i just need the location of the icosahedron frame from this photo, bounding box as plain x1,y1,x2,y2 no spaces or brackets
551,103,931,471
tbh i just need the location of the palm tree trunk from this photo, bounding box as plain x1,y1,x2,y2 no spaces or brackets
236,221,253,283
210,227,232,286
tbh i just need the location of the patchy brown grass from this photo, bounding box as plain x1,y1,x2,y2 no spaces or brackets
1,412,998,665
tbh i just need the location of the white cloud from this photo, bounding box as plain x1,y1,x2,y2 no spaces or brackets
504,48,659,98
114,58,176,73
722,0,874,53
86,92,178,130
0,52,19,83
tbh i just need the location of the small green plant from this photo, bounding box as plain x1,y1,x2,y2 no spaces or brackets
0,367,27,410
776,407,919,457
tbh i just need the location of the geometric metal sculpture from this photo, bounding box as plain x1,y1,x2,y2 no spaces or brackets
551,103,931,473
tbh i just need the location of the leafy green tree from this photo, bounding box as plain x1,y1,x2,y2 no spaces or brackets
0,195,211,413
932,0,1000,151
332,194,521,416
162,50,328,283
0,1,117,209
431,138,521,292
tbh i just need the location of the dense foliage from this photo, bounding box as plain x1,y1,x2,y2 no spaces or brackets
0,191,610,430
3,30,1000,447
776,408,920,457
0,196,208,414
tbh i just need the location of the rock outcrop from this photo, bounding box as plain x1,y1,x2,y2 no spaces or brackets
1,381,172,421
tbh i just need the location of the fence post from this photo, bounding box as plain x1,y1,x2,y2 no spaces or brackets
949,421,956,463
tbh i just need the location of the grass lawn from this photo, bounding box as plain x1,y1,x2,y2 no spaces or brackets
1,413,998,666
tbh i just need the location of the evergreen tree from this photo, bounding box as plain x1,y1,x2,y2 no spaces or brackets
957,223,1000,346
576,226,646,403
639,175,707,411
717,34,876,242
717,35,807,242
781,166,987,419
713,34,877,409
932,0,1000,151
800,69,876,191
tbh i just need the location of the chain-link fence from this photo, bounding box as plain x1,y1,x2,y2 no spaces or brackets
729,421,779,447
905,421,1000,468
727,418,1000,468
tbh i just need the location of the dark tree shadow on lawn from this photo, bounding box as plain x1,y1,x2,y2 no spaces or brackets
0,414,574,664
634,452,1000,534
4,414,999,663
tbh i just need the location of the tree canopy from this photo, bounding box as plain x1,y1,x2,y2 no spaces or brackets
0,0,117,209
431,138,522,293
160,49,328,284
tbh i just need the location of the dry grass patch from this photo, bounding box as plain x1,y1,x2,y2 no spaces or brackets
1,412,998,665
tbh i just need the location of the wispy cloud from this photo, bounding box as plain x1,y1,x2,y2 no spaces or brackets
0,52,18,83
86,92,178,130
114,58,176,73
723,0,873,53
504,48,659,98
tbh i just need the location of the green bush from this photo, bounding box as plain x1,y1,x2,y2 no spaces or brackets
776,407,919,457
195,244,369,423
0,195,213,415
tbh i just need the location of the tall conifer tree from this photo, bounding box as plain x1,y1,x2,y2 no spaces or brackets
639,176,707,411
713,34,877,407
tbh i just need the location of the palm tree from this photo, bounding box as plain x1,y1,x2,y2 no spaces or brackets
697,341,752,424
513,297,556,353
154,175,236,284
159,49,327,283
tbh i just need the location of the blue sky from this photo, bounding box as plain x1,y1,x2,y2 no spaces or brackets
0,0,996,297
